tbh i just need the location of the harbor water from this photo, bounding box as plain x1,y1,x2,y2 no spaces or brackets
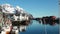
20,20,59,34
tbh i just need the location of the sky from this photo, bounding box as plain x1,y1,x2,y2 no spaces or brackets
0,0,58,18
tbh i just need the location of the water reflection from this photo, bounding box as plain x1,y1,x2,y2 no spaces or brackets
20,20,59,34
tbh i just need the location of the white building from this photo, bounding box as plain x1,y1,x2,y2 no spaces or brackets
0,4,33,34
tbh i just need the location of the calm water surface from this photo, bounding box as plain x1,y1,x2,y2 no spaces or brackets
20,20,59,34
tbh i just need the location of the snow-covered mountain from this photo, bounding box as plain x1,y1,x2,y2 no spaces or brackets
1,4,28,14
0,4,33,21
1,4,15,14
